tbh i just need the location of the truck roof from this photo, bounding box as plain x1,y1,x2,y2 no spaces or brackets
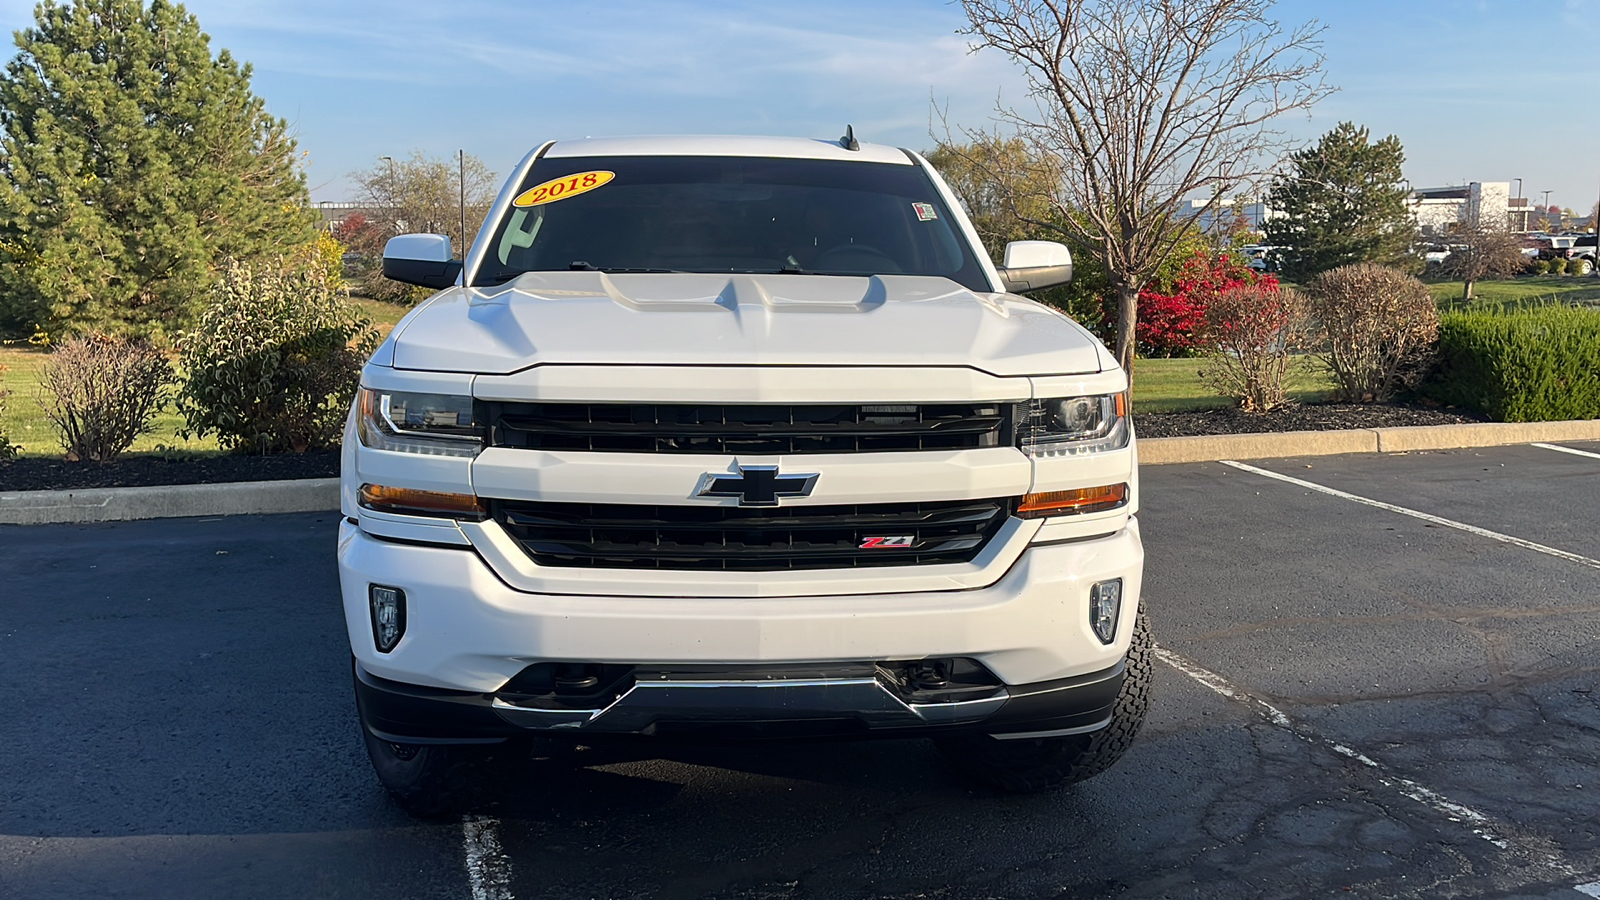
543,134,912,165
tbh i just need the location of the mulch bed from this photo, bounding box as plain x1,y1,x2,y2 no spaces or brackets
0,450,340,492
0,402,1486,492
1135,402,1485,438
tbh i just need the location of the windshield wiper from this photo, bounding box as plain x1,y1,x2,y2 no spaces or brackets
477,267,527,285
568,261,682,274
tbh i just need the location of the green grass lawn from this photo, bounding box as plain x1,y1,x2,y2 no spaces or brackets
1427,275,1600,310
1,345,223,458
1130,356,1334,413
349,295,412,333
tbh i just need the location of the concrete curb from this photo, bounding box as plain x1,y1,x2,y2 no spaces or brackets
1139,419,1600,465
0,478,340,526
3,419,1598,524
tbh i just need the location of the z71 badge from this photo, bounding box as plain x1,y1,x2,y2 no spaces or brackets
859,536,915,549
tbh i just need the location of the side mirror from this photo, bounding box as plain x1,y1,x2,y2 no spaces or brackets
382,234,463,289
998,240,1073,293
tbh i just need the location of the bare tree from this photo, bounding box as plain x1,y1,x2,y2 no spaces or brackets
1439,223,1527,300
925,136,1061,261
347,150,498,300
351,150,497,255
952,0,1331,374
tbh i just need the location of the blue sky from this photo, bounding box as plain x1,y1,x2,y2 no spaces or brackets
4,0,1599,210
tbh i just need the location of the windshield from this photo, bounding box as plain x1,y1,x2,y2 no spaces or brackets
475,155,990,291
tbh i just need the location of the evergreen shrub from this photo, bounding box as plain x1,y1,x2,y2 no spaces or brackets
1424,305,1600,422
178,259,378,453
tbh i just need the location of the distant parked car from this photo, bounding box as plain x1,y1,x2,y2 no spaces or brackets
1569,235,1596,265
1237,244,1288,273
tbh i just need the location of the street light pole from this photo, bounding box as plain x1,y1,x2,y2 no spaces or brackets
1514,177,1523,232
1541,189,1553,230
459,149,467,262
379,155,396,220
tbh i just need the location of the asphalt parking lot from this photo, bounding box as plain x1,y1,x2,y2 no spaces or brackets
3,442,1599,900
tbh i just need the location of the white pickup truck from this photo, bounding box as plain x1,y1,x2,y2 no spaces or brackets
338,134,1147,816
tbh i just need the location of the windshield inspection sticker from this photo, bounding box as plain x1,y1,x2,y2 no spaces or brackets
912,202,938,221
513,170,615,207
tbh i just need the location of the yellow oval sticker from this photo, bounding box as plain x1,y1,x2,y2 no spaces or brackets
513,170,615,207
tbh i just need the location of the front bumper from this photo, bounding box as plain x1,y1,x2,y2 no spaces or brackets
338,516,1143,694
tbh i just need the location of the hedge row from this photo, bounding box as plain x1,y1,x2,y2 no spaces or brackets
1423,305,1600,422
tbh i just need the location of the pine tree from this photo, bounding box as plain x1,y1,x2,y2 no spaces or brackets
0,0,315,338
1264,123,1416,282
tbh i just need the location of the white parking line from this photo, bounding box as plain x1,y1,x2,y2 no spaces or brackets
463,815,514,900
1155,647,1517,851
1155,644,1598,890
1533,442,1600,462
1219,460,1600,572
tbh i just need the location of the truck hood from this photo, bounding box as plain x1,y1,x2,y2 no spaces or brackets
386,272,1107,377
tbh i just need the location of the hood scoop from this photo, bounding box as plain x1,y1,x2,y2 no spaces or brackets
490,271,892,314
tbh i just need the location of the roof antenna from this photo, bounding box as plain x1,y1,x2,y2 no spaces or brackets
840,124,860,151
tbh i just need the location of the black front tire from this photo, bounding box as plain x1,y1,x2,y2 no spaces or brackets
353,663,517,818
360,727,512,818
936,609,1153,793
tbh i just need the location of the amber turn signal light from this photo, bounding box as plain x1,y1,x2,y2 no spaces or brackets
1017,483,1128,518
358,483,485,520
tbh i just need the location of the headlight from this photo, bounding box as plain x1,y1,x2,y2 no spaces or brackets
356,388,481,457
1017,393,1129,457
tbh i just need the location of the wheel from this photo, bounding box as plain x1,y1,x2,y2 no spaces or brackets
360,728,512,818
936,609,1152,792
354,666,517,817
1572,258,1594,276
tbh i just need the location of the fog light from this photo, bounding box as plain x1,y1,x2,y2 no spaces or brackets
369,585,406,653
1090,579,1122,644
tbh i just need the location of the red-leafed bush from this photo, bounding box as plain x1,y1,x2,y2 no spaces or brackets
1109,251,1269,357
1199,282,1311,412
332,212,375,245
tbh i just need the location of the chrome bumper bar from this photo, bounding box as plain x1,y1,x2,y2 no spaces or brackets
490,676,1010,733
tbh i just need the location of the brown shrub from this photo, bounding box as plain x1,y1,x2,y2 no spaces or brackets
1198,283,1311,413
1305,263,1439,402
42,334,173,462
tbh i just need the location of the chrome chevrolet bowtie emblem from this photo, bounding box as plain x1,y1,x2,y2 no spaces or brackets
696,464,819,507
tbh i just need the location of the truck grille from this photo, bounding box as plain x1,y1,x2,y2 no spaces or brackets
483,402,1009,454
490,498,1011,571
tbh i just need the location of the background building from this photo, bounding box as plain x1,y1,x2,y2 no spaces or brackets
1409,181,1524,235
1178,197,1278,234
